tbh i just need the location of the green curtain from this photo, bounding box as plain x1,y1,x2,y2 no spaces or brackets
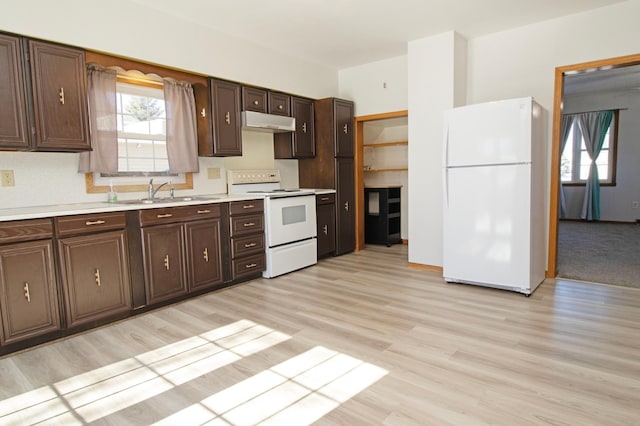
578,110,614,221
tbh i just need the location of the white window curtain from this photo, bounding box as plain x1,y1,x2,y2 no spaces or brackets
163,79,199,173
78,64,118,173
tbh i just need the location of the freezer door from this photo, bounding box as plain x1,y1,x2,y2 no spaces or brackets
444,97,532,167
443,163,532,290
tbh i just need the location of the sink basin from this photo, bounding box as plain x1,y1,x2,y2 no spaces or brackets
115,195,221,205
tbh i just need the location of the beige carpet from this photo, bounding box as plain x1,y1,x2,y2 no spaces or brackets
557,221,640,288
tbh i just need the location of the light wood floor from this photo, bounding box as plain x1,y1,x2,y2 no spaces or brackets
1,244,639,425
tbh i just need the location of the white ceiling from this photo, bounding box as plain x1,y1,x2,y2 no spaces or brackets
130,0,626,70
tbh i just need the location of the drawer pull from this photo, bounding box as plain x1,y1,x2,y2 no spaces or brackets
203,247,209,262
164,255,170,270
253,100,259,105
85,220,106,226
244,242,257,248
95,269,101,287
24,283,31,302
156,213,173,218
323,225,328,235
197,209,211,214
320,197,330,201
242,204,255,209
243,222,255,227
245,263,257,269
278,104,283,110
59,87,65,105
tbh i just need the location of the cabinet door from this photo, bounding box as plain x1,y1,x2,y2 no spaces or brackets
334,99,354,157
185,219,223,291
211,78,242,156
242,86,267,113
275,97,315,159
28,40,90,151
292,97,315,158
0,240,60,346
0,34,29,149
268,92,290,116
142,224,188,304
58,230,131,328
316,202,336,258
335,158,355,255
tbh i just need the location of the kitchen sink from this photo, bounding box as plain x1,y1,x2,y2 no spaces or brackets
115,195,222,205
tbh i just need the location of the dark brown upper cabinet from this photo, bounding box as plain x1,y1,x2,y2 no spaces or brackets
0,33,30,150
274,96,315,159
0,33,90,152
268,91,290,116
242,85,268,113
334,98,355,158
195,78,242,157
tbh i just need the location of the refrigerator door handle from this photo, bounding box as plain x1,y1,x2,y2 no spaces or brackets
444,167,449,208
443,123,450,208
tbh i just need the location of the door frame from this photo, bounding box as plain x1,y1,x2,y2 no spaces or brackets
354,110,408,251
547,53,640,277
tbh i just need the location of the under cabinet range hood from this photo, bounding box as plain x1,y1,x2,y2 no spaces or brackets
241,111,295,133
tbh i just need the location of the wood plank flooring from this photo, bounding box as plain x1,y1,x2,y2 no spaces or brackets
1,244,639,425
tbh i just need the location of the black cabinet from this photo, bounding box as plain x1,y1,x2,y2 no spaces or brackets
365,186,402,246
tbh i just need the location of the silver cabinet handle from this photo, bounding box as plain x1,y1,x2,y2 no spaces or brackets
200,108,206,118
323,225,328,235
245,263,257,269
244,242,257,248
225,112,231,124
156,213,173,218
59,87,65,105
203,247,209,262
320,197,330,201
243,222,255,227
343,123,348,134
278,104,283,110
302,122,307,133
164,255,170,270
344,201,349,211
24,283,31,302
95,269,101,287
197,209,211,214
253,100,259,105
243,204,255,209
85,220,106,226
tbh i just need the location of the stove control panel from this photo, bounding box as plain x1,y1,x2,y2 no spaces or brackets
228,169,281,184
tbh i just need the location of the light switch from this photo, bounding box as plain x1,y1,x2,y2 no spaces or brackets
207,168,221,179
0,170,15,187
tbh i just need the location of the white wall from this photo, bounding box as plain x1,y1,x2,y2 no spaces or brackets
407,32,467,267
562,90,640,222
0,0,338,208
339,55,408,116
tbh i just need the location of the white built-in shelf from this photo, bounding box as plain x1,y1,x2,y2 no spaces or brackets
364,168,408,173
363,140,408,148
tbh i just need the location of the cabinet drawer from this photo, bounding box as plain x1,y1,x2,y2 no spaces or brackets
242,86,267,113
316,193,336,205
56,212,125,237
232,253,265,280
0,218,53,244
229,199,264,215
268,92,291,116
139,203,221,226
230,214,264,237
231,233,265,258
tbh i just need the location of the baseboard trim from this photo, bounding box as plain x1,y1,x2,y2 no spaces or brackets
560,218,637,225
408,262,443,273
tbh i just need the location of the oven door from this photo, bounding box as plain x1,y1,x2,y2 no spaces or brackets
264,195,317,247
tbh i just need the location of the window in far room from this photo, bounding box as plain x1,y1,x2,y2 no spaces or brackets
560,111,618,186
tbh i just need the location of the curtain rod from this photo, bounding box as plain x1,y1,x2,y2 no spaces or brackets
563,107,628,115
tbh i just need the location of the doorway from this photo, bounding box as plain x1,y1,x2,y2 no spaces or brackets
548,53,640,279
354,110,408,251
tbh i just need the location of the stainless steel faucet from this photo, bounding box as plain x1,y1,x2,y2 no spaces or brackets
148,178,169,200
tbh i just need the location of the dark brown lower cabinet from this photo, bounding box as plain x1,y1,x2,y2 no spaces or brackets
142,223,188,305
185,219,223,292
336,158,356,255
316,193,336,258
58,230,132,328
0,239,60,345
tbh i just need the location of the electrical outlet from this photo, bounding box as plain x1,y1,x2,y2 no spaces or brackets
633,201,639,209
0,170,15,187
207,167,221,179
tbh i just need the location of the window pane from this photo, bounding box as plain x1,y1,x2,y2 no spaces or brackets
560,126,574,182
579,151,590,180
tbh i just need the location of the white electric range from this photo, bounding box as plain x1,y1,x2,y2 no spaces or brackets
228,169,317,278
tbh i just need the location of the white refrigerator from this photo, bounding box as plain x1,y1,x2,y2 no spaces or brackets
442,97,546,295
